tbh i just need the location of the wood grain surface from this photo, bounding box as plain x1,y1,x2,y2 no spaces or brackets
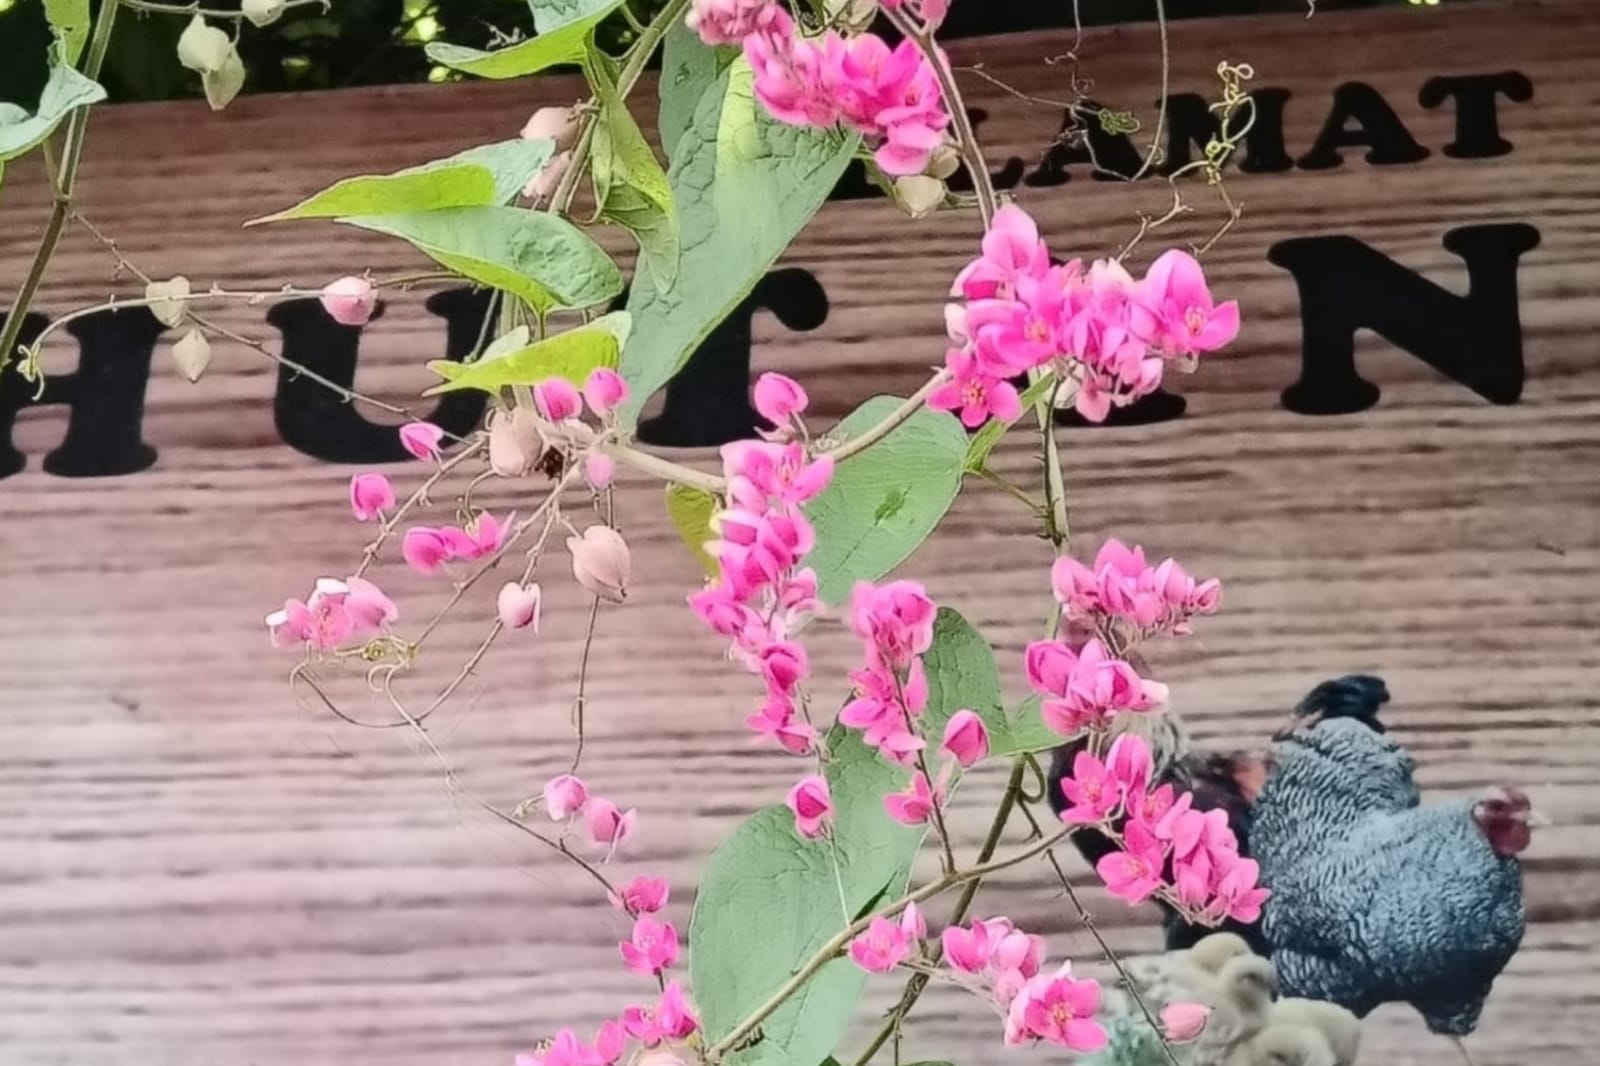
3,2,1599,1064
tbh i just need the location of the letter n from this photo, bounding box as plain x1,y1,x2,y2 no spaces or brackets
1268,224,1541,414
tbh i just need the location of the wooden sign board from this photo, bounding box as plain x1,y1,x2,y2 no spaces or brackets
2,1,1598,1063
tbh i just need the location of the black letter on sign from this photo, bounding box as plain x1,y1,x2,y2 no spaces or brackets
1237,88,1294,174
1024,102,1144,187
1418,72,1533,159
0,307,161,480
1298,82,1430,170
1160,92,1292,177
267,288,489,464
1268,224,1542,415
638,268,830,448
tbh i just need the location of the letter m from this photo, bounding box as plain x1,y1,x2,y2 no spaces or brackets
1268,224,1541,414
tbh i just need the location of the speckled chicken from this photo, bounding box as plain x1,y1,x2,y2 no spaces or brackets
1249,711,1542,1065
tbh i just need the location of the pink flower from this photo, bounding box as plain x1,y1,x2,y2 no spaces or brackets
497,582,542,631
1003,961,1107,1051
940,709,990,768
591,1022,625,1066
753,372,808,426
266,583,356,651
620,914,680,976
1134,248,1241,357
1097,820,1167,905
402,526,453,574
1106,734,1153,798
542,774,589,820
744,697,819,756
757,640,809,695
942,916,1008,974
928,347,1022,428
341,576,398,631
884,768,946,826
787,774,833,839
1161,1000,1212,1043
1032,638,1169,735
989,924,1047,1005
568,525,632,603
534,377,583,422
609,875,669,916
398,421,445,461
848,579,938,669
584,452,616,489
348,472,394,521
585,797,637,852
1056,750,1121,825
951,204,1050,301
583,368,629,420
521,105,578,149
687,0,777,46
1208,856,1271,924
721,440,833,510
320,275,376,326
848,902,924,973
623,980,700,1046
515,1028,590,1066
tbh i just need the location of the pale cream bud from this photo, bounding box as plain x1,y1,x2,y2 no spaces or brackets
926,143,962,181
145,276,191,328
567,525,631,604
521,106,579,151
177,16,231,74
170,327,212,383
241,0,287,27
894,175,945,219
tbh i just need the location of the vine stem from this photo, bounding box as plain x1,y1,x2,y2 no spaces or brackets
0,0,122,382
704,825,1075,1064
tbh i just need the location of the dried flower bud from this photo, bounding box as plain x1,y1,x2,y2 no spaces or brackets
241,0,287,27
177,16,231,75
894,175,945,219
487,406,542,477
520,106,579,151
523,150,572,203
567,525,631,603
170,327,212,382
583,452,615,490
145,276,191,328
320,275,376,326
496,582,542,631
926,143,962,181
824,0,879,32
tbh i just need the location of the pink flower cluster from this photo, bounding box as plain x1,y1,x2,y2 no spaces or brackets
402,511,512,574
517,981,699,1066
933,205,1240,426
839,580,938,764
689,391,834,757
848,909,1107,1054
266,576,397,652
542,773,638,857
1025,636,1168,737
1056,734,1269,923
1052,539,1221,637
692,4,951,176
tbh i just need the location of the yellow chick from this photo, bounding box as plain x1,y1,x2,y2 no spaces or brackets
1185,955,1281,1066
1227,1023,1339,1066
1270,998,1361,1066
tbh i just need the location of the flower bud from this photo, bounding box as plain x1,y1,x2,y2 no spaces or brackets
940,709,990,769
926,143,962,181
177,16,231,74
753,372,808,426
581,367,628,419
520,106,579,151
496,581,542,631
348,472,395,522
567,525,631,603
1161,1001,1211,1043
398,421,445,461
402,527,453,574
894,175,945,219
242,0,287,27
145,276,191,328
533,377,583,423
583,452,615,490
542,773,589,820
786,774,833,840
824,0,879,32
320,275,377,326
488,406,541,477
170,327,212,383
523,149,572,202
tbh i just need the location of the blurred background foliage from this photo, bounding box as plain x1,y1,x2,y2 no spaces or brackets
0,0,1456,110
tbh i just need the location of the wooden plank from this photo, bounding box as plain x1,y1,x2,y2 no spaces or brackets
2,1,1598,1063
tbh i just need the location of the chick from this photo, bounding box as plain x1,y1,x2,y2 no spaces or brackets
1200,956,1280,1044
1269,998,1361,1065
1120,932,1257,1009
1227,1024,1339,1066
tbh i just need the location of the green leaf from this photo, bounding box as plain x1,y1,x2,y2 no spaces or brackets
690,729,924,1066
0,61,105,162
249,139,554,224
923,609,1061,757
806,397,968,605
45,0,90,65
430,0,623,78
617,58,858,424
963,372,1058,474
665,484,720,576
528,0,618,33
658,17,739,162
340,206,623,314
424,312,630,394
588,41,680,292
